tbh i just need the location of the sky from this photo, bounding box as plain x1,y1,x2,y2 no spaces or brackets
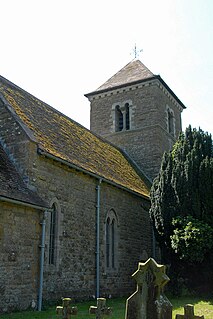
0,0,212,135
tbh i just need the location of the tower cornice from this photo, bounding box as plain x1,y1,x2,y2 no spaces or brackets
85,75,186,112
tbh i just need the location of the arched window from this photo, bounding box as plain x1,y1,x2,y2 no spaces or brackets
166,107,175,136
49,203,57,265
115,105,123,132
111,219,115,268
105,210,118,270
125,103,130,130
48,199,61,267
106,217,110,268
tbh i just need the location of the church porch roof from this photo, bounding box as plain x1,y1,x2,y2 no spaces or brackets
0,144,47,209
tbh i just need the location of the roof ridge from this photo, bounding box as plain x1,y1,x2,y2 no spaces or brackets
86,59,155,95
0,74,92,134
96,60,134,91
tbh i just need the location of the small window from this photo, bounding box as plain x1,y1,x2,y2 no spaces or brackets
111,219,115,268
166,107,175,136
125,103,130,130
115,105,123,132
106,217,110,268
105,210,118,270
49,203,57,265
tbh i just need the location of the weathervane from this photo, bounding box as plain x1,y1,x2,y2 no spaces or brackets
131,44,143,59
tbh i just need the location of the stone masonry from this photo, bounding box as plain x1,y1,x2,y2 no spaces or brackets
0,202,41,313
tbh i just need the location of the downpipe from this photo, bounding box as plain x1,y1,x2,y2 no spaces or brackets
38,211,47,311
96,179,102,298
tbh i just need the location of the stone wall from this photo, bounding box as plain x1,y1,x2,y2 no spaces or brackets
0,202,41,313
32,154,152,301
104,126,172,181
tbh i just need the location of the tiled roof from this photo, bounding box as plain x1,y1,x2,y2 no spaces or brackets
0,76,150,197
92,59,154,93
0,144,47,208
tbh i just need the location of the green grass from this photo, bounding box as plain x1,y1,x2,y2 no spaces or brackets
170,296,213,319
1,296,213,319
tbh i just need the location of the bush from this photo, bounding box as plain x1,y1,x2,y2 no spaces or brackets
170,216,213,263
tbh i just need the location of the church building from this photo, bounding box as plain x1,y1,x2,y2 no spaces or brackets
0,59,185,312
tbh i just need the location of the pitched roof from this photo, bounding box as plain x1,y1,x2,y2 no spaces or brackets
90,59,154,93
0,76,150,197
0,144,47,208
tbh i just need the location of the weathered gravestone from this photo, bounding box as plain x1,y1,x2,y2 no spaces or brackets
56,297,78,319
89,297,112,319
125,258,172,319
176,304,204,319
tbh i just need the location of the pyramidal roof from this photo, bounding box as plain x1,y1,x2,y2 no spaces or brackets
95,59,154,92
85,59,186,109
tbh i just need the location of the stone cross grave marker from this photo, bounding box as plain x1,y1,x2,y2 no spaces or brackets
176,304,204,319
56,297,78,319
89,297,112,319
125,258,172,319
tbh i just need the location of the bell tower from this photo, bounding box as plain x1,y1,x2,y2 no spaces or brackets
85,60,185,180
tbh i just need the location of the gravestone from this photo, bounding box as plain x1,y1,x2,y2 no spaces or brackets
89,298,112,319
176,304,204,319
125,258,172,319
56,298,78,319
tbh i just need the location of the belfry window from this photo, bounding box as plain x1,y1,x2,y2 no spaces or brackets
167,107,175,136
115,105,123,132
125,103,130,130
114,101,132,132
105,209,118,270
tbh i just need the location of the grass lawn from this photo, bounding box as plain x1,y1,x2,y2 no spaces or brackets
0,296,212,319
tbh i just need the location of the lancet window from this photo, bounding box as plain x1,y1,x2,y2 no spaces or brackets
105,209,118,270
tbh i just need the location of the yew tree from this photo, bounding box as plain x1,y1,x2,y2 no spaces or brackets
150,125,213,263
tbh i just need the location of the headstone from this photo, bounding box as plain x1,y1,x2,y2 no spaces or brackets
56,298,78,319
89,298,112,319
125,258,172,319
176,304,204,319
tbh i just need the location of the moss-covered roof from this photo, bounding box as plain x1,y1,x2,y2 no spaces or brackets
0,75,150,197
0,144,47,208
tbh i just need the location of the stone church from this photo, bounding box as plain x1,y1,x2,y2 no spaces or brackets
0,59,185,312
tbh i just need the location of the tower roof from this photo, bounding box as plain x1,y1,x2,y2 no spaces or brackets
85,59,186,109
92,59,154,94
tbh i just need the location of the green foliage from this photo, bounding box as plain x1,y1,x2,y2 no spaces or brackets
150,126,213,261
170,216,213,262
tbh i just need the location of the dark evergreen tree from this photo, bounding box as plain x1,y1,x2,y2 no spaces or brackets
150,126,213,294
150,125,213,259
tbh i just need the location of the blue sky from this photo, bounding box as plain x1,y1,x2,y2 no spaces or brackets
0,0,212,134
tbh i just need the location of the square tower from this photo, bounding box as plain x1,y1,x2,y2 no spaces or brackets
85,60,185,180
